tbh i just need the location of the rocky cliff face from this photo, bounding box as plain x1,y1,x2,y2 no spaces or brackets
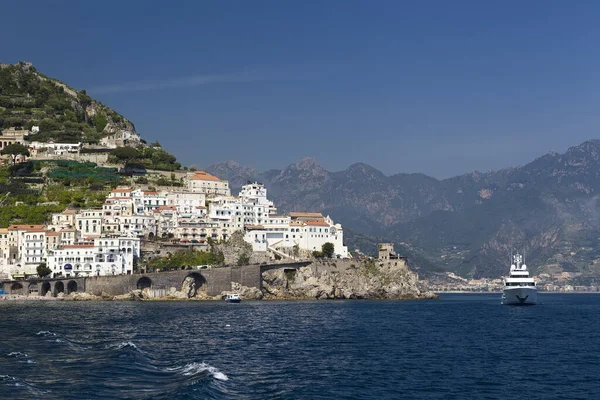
261,260,437,300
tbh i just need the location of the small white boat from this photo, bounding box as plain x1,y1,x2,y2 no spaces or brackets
502,251,537,305
225,293,241,303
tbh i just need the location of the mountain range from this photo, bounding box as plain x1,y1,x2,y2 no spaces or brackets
4,61,599,280
206,141,600,278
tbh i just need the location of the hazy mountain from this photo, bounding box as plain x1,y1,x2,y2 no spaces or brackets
207,140,600,278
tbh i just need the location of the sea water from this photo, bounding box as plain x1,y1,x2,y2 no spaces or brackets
1,294,599,399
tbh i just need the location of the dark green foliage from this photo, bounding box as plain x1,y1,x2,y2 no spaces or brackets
110,146,140,163
45,161,121,184
1,143,30,167
109,146,181,171
321,242,335,258
0,63,130,141
37,263,52,277
0,203,64,227
237,253,251,266
93,112,108,132
148,249,224,270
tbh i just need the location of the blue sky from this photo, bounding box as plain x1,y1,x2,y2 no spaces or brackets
4,0,600,178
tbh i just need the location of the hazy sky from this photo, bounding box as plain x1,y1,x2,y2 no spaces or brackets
4,0,600,178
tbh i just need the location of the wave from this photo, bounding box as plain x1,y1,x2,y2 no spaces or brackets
166,362,229,381
36,330,56,336
104,341,140,351
7,351,28,358
6,352,35,364
0,375,47,395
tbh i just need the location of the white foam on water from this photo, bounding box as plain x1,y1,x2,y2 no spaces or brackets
7,352,28,358
174,362,229,381
36,331,56,336
104,341,142,352
7,352,34,363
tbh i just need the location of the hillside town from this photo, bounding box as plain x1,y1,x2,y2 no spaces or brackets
0,168,348,280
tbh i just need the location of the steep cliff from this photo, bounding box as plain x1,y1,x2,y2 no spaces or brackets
261,259,438,300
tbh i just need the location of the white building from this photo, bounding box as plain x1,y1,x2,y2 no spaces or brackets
47,236,140,277
153,206,178,238
29,141,81,157
76,209,103,237
244,212,348,258
186,171,230,196
50,209,76,230
167,191,206,215
21,229,46,266
132,189,168,214
0,228,8,263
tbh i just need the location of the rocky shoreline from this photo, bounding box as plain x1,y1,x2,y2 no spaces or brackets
1,259,438,301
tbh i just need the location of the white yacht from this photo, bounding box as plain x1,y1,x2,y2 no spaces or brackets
502,252,537,305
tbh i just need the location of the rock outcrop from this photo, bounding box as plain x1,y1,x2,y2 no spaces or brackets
261,259,438,300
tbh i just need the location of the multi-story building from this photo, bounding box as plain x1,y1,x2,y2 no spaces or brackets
47,236,140,278
174,218,220,242
167,191,206,215
50,209,76,230
244,212,348,258
132,189,168,214
153,206,177,238
119,215,156,237
0,228,9,264
45,231,61,251
76,209,103,237
59,228,77,246
22,228,46,266
186,171,230,196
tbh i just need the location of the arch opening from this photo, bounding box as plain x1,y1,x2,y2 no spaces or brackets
28,282,39,295
54,281,65,296
11,282,24,294
182,272,206,298
41,281,51,296
136,277,152,290
67,281,78,294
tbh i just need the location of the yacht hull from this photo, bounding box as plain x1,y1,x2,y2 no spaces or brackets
502,287,537,305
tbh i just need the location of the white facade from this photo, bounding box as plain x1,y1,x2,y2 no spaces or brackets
47,237,140,278
186,171,230,196
244,215,348,258
167,191,206,215
29,141,81,156
132,189,168,214
76,209,103,237
22,230,46,266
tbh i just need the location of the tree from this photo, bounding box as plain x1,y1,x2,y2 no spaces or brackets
322,242,335,258
94,112,108,133
37,263,52,278
1,143,30,167
237,253,251,266
110,146,140,164
292,244,300,258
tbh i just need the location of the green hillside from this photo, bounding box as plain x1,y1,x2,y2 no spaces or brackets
0,62,185,227
0,61,134,144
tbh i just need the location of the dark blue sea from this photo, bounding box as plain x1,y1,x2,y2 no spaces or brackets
1,294,599,399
